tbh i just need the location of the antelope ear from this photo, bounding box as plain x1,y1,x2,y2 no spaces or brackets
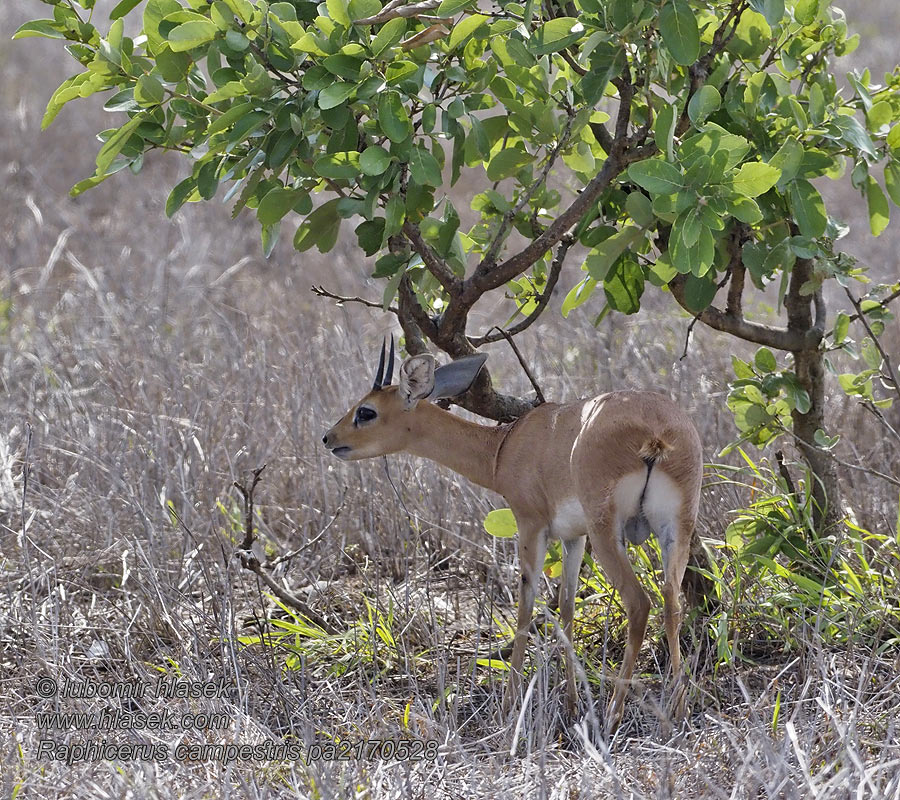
398,354,436,410
430,353,488,400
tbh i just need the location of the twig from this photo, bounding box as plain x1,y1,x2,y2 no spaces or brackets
311,284,399,315
479,327,545,405
680,268,732,360
843,287,900,404
680,315,701,361
21,422,33,549
786,431,900,489
233,465,266,550
846,286,900,322
233,465,337,633
267,493,346,567
775,450,798,497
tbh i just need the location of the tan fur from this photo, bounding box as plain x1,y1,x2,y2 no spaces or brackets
324,380,703,730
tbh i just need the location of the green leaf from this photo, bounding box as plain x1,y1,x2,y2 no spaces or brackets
110,0,143,19
323,54,364,80
530,17,584,56
730,162,780,197
866,100,893,133
768,136,803,185
437,0,475,14
355,218,386,256
808,83,825,126
371,17,406,54
885,161,900,206
604,255,644,314
754,347,777,372
888,124,900,153
687,85,721,124
486,149,532,181
561,277,598,318
449,14,488,50
654,103,677,162
625,192,654,227
378,91,412,142
409,145,443,186
628,159,684,195
167,19,218,51
728,197,763,224
833,311,850,345
484,508,517,538
293,199,342,253
670,224,714,276
790,179,827,238
659,0,700,66
327,0,351,27
135,74,165,106
866,176,890,237
832,114,876,158
348,0,381,20
318,82,355,110
360,146,392,176
584,226,644,280
683,273,717,312
751,0,784,25
794,0,818,25
12,20,66,39
166,176,196,217
96,114,144,174
257,187,307,225
314,151,361,180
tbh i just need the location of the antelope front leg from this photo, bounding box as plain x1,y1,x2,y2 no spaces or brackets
560,535,586,718
503,524,547,715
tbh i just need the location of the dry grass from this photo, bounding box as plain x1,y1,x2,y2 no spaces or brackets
2,2,900,797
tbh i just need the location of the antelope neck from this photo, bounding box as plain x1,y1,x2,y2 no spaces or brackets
404,402,509,493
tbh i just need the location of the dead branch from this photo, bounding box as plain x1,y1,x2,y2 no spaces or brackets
233,465,336,633
482,326,545,405
354,0,441,25
312,284,399,315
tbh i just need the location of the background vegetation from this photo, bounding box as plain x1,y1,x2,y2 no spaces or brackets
1,1,899,797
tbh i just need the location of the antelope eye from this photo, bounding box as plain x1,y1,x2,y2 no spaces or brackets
354,406,377,424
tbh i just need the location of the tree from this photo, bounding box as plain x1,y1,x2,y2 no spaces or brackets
17,0,900,527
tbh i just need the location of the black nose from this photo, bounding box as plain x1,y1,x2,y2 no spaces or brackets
322,433,328,445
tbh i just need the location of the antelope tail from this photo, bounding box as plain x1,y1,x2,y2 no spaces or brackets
638,436,673,464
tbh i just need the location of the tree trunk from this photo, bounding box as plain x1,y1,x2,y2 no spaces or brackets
791,346,842,530
785,258,841,531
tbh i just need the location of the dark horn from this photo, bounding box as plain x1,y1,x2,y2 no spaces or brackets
372,338,387,391
384,334,395,387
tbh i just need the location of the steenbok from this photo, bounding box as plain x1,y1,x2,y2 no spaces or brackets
323,340,703,728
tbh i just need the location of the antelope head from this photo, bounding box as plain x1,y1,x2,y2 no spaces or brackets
322,337,487,461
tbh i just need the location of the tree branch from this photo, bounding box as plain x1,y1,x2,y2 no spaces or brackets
726,263,745,318
403,221,460,295
478,111,576,276
669,273,815,351
470,234,569,346
464,144,651,299
398,272,438,342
